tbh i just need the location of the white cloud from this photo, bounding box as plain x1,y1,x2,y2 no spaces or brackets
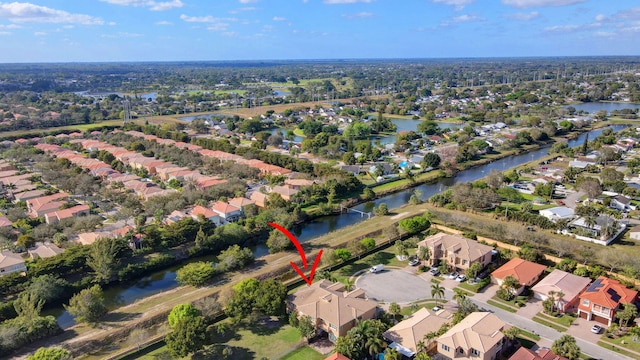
502,0,584,8
33,31,45,35
155,20,172,25
0,31,10,35
238,0,257,3
543,24,581,32
101,31,143,38
0,2,104,24
342,12,373,19
180,14,235,31
323,0,372,4
432,0,475,11
504,11,539,21
451,14,483,22
594,31,615,37
594,14,607,22
272,16,286,21
100,0,183,11
229,7,257,14
0,23,20,29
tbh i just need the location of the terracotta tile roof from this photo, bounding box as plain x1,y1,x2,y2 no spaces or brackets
0,216,11,227
28,242,64,259
0,250,25,269
211,201,238,215
325,354,350,360
417,233,494,264
580,276,638,309
437,312,505,353
509,347,568,360
191,205,218,219
491,258,547,286
228,197,255,208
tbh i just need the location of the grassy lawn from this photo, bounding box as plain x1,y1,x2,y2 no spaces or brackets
431,278,441,284
370,170,444,194
221,320,302,360
334,249,409,281
532,315,568,332
280,346,325,360
400,301,440,316
458,280,489,293
600,334,640,354
0,119,127,139
487,299,517,313
514,327,541,341
535,312,575,327
598,339,640,359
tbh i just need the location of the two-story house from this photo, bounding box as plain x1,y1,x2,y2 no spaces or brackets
577,276,638,326
0,250,27,276
287,280,377,343
416,233,494,272
436,312,506,360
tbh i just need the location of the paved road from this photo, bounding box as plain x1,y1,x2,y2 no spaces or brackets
362,269,632,360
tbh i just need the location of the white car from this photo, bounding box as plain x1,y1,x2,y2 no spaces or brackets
591,324,603,334
448,272,459,279
456,274,467,282
408,257,420,266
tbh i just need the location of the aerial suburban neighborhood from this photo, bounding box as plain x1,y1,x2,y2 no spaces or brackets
2,45,640,360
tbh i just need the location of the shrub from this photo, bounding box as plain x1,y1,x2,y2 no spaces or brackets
176,262,219,287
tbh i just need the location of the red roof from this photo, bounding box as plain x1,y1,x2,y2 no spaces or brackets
325,354,350,360
579,276,638,309
491,258,547,286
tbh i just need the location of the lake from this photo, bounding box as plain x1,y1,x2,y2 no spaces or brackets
565,102,640,114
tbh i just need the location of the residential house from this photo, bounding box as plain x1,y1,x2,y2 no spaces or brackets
568,215,624,246
611,195,634,212
509,347,568,360
271,185,299,201
12,189,44,203
228,197,256,213
383,307,453,357
577,276,638,326
28,242,64,260
629,225,640,241
284,178,316,190
190,205,222,226
531,270,591,312
287,280,377,343
26,192,68,216
0,216,12,228
76,232,103,246
491,258,547,295
250,191,268,208
416,233,494,271
0,250,26,276
436,312,506,360
539,207,575,223
324,353,350,360
165,210,189,225
45,204,90,224
211,201,243,222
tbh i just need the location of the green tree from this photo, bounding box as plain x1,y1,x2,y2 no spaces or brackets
176,261,218,287
165,315,206,358
374,203,389,216
552,334,581,360
617,303,638,327
422,153,441,168
335,248,352,262
398,216,430,234
389,302,401,319
360,237,376,250
453,288,467,305
418,246,430,265
14,291,44,323
168,303,201,329
86,237,120,284
296,315,316,342
431,284,445,307
65,285,108,325
465,261,482,279
27,347,72,360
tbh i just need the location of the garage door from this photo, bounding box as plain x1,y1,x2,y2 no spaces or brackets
592,314,609,325
579,312,588,320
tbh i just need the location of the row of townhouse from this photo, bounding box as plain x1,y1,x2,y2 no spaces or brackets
76,139,227,192
0,241,64,277
418,232,639,327
124,130,293,176
166,197,255,226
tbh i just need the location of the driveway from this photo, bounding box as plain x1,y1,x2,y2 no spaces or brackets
356,269,433,304
517,298,543,319
566,317,607,345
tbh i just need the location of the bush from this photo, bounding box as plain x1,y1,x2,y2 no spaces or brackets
176,262,219,287
399,216,431,234
117,254,176,282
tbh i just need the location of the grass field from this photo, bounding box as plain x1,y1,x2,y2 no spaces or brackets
0,119,126,139
280,346,325,360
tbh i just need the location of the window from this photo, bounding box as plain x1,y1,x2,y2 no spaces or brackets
458,348,464,354
582,299,590,306
329,323,337,330
471,348,481,356
462,260,468,265
441,344,450,352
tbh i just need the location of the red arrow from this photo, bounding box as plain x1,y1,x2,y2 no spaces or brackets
268,222,323,285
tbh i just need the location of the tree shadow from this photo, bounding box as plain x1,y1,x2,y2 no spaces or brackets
101,311,142,323
246,317,284,336
193,345,254,360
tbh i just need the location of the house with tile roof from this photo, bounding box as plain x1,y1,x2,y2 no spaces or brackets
287,280,377,343
27,192,68,216
577,276,638,326
211,201,242,222
228,197,256,213
11,189,43,203
436,312,506,360
0,216,11,228
509,347,568,360
250,191,268,208
190,205,222,226
0,250,26,276
271,185,299,201
531,270,591,313
45,204,90,224
417,233,494,272
383,307,453,357
324,354,350,360
28,242,64,260
491,258,547,295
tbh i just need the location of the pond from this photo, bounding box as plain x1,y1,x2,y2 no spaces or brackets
369,118,461,145
564,102,640,115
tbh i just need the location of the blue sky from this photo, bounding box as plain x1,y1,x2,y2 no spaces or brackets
0,0,639,62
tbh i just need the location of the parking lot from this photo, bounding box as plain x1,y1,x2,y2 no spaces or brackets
355,269,432,303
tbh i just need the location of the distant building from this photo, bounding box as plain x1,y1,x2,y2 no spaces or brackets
0,250,26,276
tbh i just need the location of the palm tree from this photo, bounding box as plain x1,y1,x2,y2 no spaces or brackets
418,246,430,266
431,284,445,307
384,347,400,360
453,288,467,305
414,353,431,360
343,278,355,291
364,334,385,358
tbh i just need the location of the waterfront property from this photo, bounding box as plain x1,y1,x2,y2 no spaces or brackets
287,280,377,343
416,232,494,272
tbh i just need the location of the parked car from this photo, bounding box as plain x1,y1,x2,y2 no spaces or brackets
432,306,442,312
591,324,603,334
557,200,565,205
456,274,467,282
408,257,420,266
370,264,384,273
429,267,440,276
448,272,459,279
